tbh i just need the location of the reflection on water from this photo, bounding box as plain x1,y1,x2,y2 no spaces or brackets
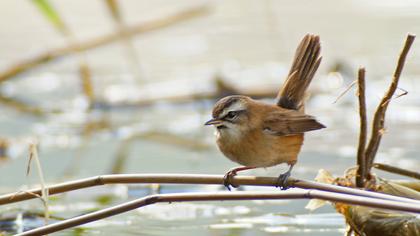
0,0,419,235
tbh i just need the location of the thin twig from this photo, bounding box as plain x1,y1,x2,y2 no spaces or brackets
11,190,44,204
0,5,210,82
333,80,356,104
373,163,420,180
356,67,367,188
393,87,408,100
380,87,409,107
364,34,416,174
1,174,419,205
28,143,50,225
0,94,46,116
15,189,420,236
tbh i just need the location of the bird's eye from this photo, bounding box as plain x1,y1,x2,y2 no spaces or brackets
226,111,237,119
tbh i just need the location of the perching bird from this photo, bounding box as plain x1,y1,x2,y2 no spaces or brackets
205,34,325,190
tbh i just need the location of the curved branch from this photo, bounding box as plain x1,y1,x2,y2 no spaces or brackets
365,34,415,172
1,174,418,205
16,189,420,236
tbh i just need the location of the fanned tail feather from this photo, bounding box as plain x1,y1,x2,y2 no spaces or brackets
277,34,322,110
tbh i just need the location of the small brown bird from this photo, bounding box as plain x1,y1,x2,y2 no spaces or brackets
205,34,325,190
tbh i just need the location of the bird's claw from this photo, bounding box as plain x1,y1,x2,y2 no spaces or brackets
223,170,239,191
276,171,291,190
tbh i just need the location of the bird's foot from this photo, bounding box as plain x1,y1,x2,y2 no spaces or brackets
223,170,239,191
276,164,295,190
276,171,291,190
223,166,257,191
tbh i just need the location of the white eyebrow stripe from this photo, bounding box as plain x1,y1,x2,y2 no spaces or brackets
219,101,246,118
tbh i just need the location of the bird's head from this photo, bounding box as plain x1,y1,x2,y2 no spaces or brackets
205,95,253,136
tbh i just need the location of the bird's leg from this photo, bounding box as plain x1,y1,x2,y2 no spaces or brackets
223,166,256,191
276,164,295,190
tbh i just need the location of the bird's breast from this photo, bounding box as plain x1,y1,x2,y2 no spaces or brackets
216,129,304,167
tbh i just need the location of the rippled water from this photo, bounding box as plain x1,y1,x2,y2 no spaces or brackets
0,0,419,235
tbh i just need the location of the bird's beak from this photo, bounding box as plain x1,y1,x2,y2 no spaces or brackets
204,118,223,126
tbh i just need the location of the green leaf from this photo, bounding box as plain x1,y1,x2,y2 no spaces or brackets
31,0,68,34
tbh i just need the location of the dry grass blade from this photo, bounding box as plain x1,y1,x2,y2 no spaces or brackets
381,87,408,106
27,143,50,225
356,68,367,187
364,34,415,174
15,189,420,236
333,80,356,104
392,181,420,192
394,87,408,99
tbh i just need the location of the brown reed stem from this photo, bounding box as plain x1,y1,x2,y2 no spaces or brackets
364,34,415,174
356,67,367,187
0,5,209,82
373,163,420,180
0,94,45,116
1,174,419,206
15,189,420,236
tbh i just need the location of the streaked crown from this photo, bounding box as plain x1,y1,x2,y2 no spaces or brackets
212,95,249,118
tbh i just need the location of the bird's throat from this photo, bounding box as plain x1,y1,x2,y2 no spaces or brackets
216,127,243,143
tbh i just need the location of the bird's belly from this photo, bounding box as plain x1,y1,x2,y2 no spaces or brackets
217,134,304,168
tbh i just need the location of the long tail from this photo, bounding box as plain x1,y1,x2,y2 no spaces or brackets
276,34,322,110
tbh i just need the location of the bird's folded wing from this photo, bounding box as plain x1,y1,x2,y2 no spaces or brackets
263,110,325,136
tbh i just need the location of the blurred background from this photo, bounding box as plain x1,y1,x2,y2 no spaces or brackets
0,0,419,235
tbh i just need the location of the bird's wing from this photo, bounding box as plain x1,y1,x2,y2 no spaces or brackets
263,110,325,136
